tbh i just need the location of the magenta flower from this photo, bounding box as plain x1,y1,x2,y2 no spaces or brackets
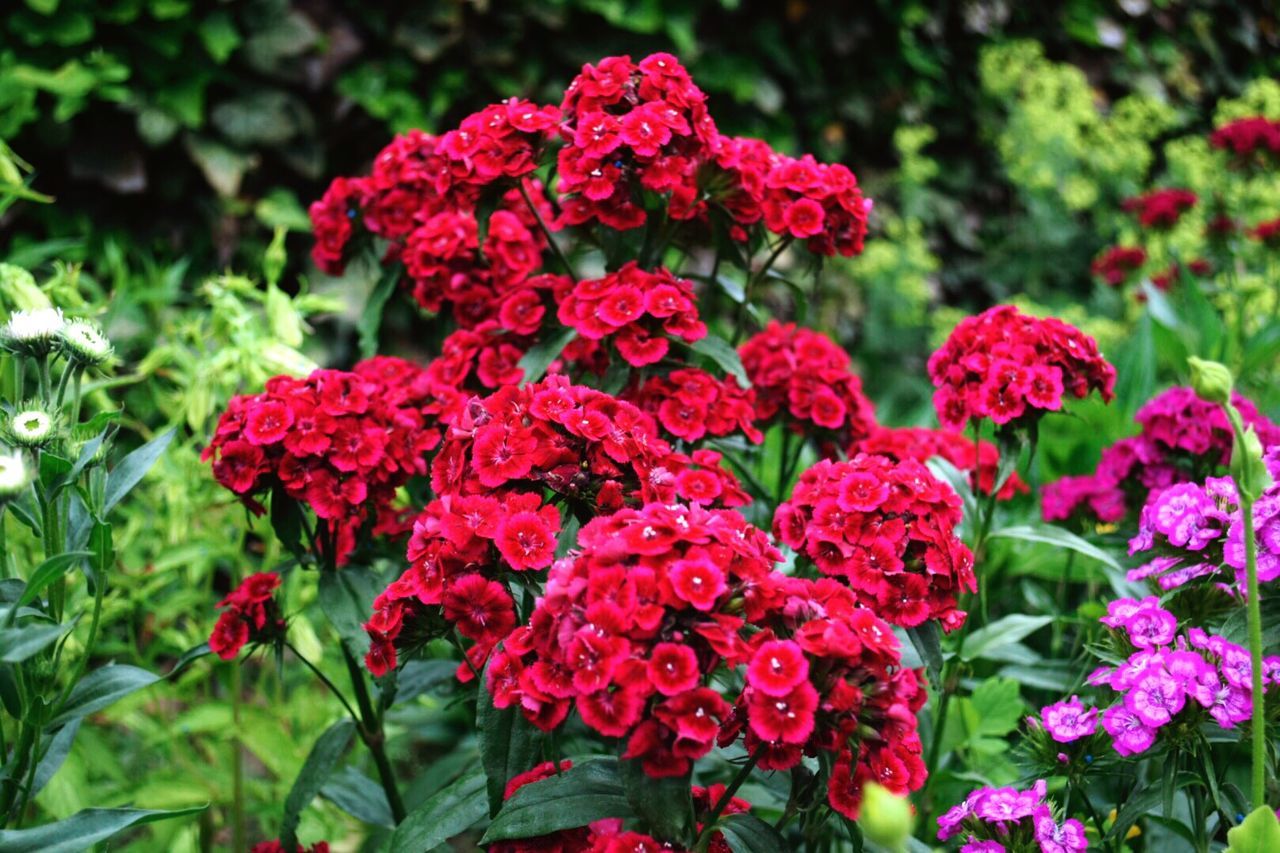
1102,705,1157,755
1035,813,1089,853
1125,668,1186,726
1040,695,1098,742
1121,600,1178,649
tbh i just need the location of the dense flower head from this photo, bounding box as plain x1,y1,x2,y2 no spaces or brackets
1121,188,1198,229
249,842,330,853
210,572,286,660
556,263,707,367
1209,116,1280,166
851,425,1028,501
1043,386,1280,525
626,367,762,444
712,135,870,256
203,358,440,561
927,305,1115,432
556,53,718,230
488,502,781,774
721,575,927,819
937,780,1086,852
362,490,559,678
1248,216,1280,247
430,374,748,511
739,321,876,451
1090,245,1147,287
773,454,976,631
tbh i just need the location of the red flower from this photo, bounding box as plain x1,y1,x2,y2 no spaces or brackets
1121,188,1197,229
746,639,810,696
647,643,701,696
1091,245,1147,287
850,425,1028,501
746,681,818,744
495,508,560,571
209,572,285,660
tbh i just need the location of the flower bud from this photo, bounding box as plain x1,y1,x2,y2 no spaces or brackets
264,225,287,289
2,307,65,358
858,782,914,852
6,406,56,448
1232,425,1273,503
58,318,113,367
0,450,30,501
1187,356,1233,404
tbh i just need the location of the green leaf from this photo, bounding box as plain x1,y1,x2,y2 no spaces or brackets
88,520,113,589
960,615,1053,662
926,457,978,528
317,567,378,652
103,428,175,514
358,266,399,360
269,485,306,559
281,719,355,848
689,334,750,387
518,327,576,386
48,664,160,728
16,551,92,606
620,758,695,845
1227,806,1280,852
31,719,81,797
167,642,212,677
718,811,788,853
390,767,488,853
321,765,394,829
964,677,1025,737
988,524,1121,572
478,657,541,815
905,622,944,689
0,619,76,663
0,805,206,853
393,659,457,704
481,758,634,843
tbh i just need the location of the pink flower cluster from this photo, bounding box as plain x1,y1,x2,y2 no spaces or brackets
928,305,1115,432
210,572,284,660
1043,386,1280,525
627,367,762,444
1121,188,1198,229
851,425,1028,501
713,136,871,255
773,454,976,631
203,358,440,561
1058,597,1280,756
937,780,1087,853
739,321,877,451
1090,245,1147,287
1210,116,1280,166
556,263,707,367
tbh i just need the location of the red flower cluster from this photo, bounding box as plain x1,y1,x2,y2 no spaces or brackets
1248,216,1280,247
556,53,719,230
713,136,870,256
722,576,927,818
363,491,559,677
431,375,747,511
204,358,440,561
1210,116,1280,165
488,502,781,774
627,367,762,444
493,762,750,853
774,455,975,631
850,425,1027,501
557,263,707,367
927,305,1115,431
1121,188,1198,229
210,572,285,660
1091,245,1147,287
739,321,876,449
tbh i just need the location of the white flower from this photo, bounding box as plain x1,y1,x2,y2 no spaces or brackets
0,450,29,498
8,409,53,446
3,307,65,357
59,318,113,366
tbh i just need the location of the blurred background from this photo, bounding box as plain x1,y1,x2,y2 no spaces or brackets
1,1,1279,848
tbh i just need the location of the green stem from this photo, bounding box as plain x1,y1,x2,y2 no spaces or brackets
1242,490,1267,808
519,181,576,282
231,660,246,853
341,644,406,823
286,642,361,725
693,751,760,852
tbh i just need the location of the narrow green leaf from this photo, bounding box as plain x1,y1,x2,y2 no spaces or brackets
0,619,76,663
103,428,175,514
393,659,458,705
317,568,378,652
0,805,206,853
960,615,1053,662
905,622,944,689
620,759,695,845
518,327,576,386
481,758,634,843
321,766,395,829
688,333,750,387
389,768,488,853
31,719,82,797
359,266,399,360
167,642,212,677
269,485,306,559
281,719,356,848
88,520,113,589
48,664,160,728
16,551,92,606
988,524,1121,572
478,657,541,815
719,811,788,853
